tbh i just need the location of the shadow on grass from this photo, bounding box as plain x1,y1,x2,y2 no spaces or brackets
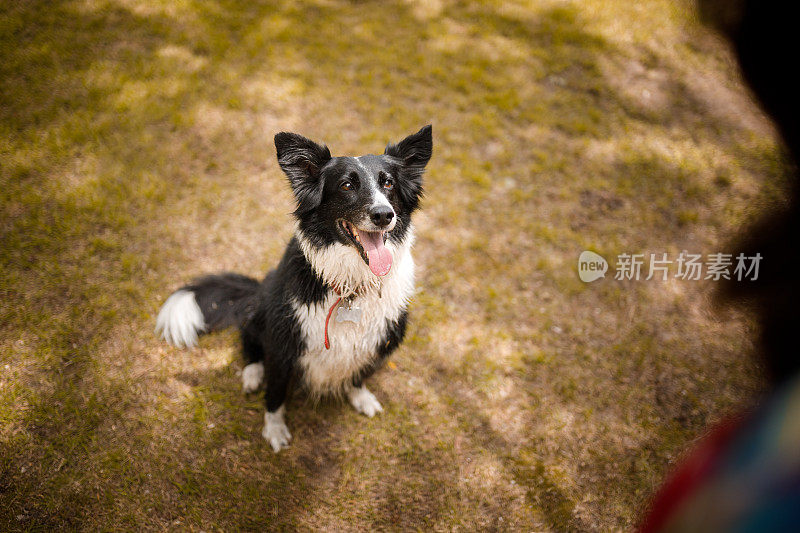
0,0,320,528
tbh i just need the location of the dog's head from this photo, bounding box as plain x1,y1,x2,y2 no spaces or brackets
275,125,432,277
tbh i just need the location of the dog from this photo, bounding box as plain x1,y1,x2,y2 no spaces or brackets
155,125,432,451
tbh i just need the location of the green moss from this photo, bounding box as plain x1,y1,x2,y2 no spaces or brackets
677,209,699,226
510,452,577,530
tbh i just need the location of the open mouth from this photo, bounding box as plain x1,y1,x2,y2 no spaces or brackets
339,220,392,277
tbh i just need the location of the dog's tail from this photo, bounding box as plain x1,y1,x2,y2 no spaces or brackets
155,273,259,348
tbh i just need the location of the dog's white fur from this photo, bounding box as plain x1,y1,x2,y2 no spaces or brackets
356,156,395,217
294,225,415,396
154,289,205,348
347,384,384,417
262,405,291,452
242,362,264,393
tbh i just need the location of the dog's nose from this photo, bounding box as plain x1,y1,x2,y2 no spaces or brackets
370,207,394,227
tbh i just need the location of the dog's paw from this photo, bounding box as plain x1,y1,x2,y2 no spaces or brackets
347,386,383,418
262,407,291,452
242,362,264,393
263,422,291,452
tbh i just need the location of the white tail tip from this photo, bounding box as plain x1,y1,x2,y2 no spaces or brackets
155,289,206,348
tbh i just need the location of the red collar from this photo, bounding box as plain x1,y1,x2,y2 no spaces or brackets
324,284,357,350
324,282,373,349
324,295,343,350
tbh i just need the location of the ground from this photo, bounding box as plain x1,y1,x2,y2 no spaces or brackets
0,0,788,530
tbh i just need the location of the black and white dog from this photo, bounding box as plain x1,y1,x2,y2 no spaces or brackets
155,125,432,451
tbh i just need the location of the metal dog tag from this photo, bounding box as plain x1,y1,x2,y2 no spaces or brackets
336,298,362,324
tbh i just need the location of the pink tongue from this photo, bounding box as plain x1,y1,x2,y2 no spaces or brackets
359,230,392,276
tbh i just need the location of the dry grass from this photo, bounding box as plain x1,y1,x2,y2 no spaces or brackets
0,0,787,530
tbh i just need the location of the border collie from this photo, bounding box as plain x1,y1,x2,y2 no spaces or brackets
155,125,432,451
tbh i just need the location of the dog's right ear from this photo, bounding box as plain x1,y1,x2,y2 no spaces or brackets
274,132,332,214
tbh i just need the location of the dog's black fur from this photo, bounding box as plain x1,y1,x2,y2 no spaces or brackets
156,126,431,449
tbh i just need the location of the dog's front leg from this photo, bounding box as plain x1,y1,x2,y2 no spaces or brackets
262,360,292,452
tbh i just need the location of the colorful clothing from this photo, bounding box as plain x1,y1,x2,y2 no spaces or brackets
641,374,800,531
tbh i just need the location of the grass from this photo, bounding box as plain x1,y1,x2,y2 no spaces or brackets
0,0,786,530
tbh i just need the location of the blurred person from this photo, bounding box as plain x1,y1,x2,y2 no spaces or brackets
640,0,800,530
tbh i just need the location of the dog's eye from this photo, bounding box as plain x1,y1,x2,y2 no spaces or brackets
340,181,353,191
383,178,394,191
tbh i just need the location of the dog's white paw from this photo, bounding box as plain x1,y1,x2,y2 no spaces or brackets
347,386,383,418
262,406,291,452
263,422,291,453
242,362,264,393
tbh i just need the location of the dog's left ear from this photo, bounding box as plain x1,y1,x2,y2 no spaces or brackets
385,125,432,176
274,132,332,214
384,125,432,209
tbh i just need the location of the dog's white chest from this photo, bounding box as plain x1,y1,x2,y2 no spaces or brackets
294,233,415,394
